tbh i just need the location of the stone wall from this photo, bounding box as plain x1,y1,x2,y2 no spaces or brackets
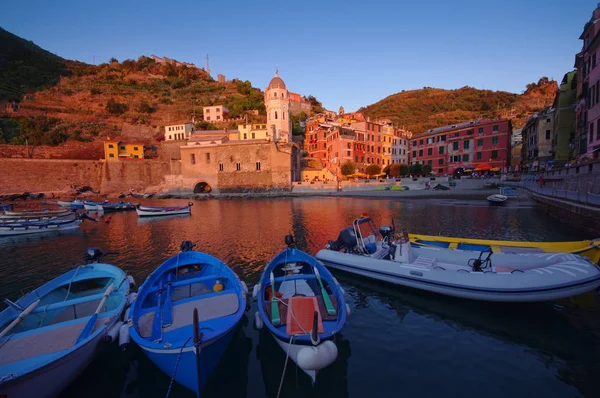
0,159,103,194
0,158,173,195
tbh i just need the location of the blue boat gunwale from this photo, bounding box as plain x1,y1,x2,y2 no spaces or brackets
0,262,130,379
128,250,246,350
257,247,347,345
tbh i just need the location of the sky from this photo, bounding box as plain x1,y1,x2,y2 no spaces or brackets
0,0,597,112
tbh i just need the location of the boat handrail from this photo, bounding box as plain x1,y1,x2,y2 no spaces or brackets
274,274,317,283
144,273,227,295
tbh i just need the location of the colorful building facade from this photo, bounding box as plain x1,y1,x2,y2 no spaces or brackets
410,119,512,175
104,139,145,161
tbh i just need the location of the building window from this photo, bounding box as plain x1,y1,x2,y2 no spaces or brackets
216,108,220,112
217,116,221,120
191,154,196,164
476,152,482,160
492,137,499,145
463,140,470,149
218,163,224,171
467,129,474,135
256,161,261,171
427,148,433,155
120,146,125,150
419,149,423,157
493,125,499,132
347,151,351,156
133,146,139,151
236,162,241,171
413,140,417,146
412,150,416,158
427,160,432,166
206,153,210,164
453,142,459,150
355,155,359,162
206,116,211,121
477,138,483,147
419,139,424,145
108,144,114,148
462,154,469,161
491,150,498,159
252,133,255,139
109,153,114,158
545,130,551,140
438,158,443,165
206,109,210,113
243,133,247,139
478,127,484,135
275,111,278,120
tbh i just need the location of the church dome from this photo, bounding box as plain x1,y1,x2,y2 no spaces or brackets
268,73,286,90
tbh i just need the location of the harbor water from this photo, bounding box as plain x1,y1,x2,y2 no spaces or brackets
0,197,598,397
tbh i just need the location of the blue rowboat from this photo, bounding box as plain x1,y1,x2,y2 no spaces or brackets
128,241,247,397
0,204,13,211
253,235,349,383
56,200,85,210
0,249,133,398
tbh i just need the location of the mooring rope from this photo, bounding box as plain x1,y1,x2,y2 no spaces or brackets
165,336,192,398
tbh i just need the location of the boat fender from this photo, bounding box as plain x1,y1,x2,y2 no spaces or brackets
252,283,260,300
254,311,263,330
104,321,123,343
127,275,136,288
213,279,224,292
240,281,249,295
346,303,351,316
119,323,130,351
296,341,338,371
127,292,138,307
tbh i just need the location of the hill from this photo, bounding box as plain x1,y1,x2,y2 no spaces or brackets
359,78,558,134
0,27,71,101
0,28,271,146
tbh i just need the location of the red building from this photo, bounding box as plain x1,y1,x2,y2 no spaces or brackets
410,119,512,175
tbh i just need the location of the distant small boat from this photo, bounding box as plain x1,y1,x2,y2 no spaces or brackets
0,204,13,211
253,235,348,383
487,194,507,205
0,213,77,224
3,209,69,217
0,218,83,236
57,200,85,209
128,240,247,396
101,202,136,212
135,202,193,217
0,249,133,398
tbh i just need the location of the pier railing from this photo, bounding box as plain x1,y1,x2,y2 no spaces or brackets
523,175,600,207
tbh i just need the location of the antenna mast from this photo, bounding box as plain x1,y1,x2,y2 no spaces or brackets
206,54,210,77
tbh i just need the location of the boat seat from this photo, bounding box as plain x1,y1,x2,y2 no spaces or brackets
278,279,315,299
171,282,212,302
413,255,436,267
137,293,239,338
286,296,324,336
0,316,109,367
43,298,102,326
265,296,338,326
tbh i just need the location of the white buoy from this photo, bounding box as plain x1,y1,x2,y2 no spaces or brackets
346,303,351,316
241,281,249,295
254,311,263,330
119,323,130,350
127,275,136,288
252,284,260,300
104,321,123,343
296,340,338,371
127,292,138,307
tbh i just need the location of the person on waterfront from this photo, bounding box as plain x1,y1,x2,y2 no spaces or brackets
538,176,545,188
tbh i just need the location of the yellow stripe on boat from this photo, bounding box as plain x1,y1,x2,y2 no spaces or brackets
409,234,600,264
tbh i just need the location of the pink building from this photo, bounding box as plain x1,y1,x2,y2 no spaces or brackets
578,4,600,161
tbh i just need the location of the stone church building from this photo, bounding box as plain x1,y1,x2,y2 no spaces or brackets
177,73,301,193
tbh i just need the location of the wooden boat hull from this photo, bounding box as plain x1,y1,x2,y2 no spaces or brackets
409,234,600,264
128,248,246,396
0,263,131,398
0,219,81,236
135,208,191,217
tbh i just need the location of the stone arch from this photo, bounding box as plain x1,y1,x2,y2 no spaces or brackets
193,181,212,193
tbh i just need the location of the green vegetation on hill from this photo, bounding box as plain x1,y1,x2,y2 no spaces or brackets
360,78,558,133
0,27,70,101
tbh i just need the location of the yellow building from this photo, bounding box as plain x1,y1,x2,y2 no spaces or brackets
381,124,394,167
104,139,144,161
237,123,270,140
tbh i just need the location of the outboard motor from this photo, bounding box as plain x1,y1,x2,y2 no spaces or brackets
379,226,394,243
285,234,296,248
327,227,357,252
180,240,196,252
84,248,104,264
